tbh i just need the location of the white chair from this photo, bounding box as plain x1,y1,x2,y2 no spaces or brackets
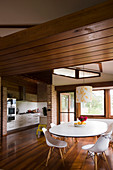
42,128,67,166
103,123,113,149
82,132,112,170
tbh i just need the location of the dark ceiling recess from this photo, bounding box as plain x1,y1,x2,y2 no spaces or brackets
0,24,38,28
22,70,53,84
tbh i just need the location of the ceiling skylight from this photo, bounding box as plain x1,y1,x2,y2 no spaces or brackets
54,68,75,78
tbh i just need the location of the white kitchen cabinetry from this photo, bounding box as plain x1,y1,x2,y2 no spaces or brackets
7,113,40,131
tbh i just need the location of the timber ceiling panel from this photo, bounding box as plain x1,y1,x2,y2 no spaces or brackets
0,1,113,76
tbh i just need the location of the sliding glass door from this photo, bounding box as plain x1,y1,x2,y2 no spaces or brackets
59,92,75,123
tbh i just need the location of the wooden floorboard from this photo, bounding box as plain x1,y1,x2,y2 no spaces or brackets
0,127,113,170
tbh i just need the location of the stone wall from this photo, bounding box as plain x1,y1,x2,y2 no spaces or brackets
52,85,57,124
2,87,7,136
37,83,47,102
47,85,57,128
47,85,52,129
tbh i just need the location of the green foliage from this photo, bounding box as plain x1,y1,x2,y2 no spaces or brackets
82,91,104,115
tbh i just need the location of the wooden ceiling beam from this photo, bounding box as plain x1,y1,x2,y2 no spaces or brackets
1,52,113,76
1,1,113,50
0,1,113,75
1,27,113,62
0,41,113,70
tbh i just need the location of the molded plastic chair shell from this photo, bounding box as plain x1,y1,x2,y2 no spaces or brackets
82,132,112,153
50,123,56,128
42,128,67,148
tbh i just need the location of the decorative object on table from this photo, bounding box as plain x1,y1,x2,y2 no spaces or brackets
78,116,88,122
74,116,87,126
42,107,47,116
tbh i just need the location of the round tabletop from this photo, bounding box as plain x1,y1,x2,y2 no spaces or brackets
49,121,108,138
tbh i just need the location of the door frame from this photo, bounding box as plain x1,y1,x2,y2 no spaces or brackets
57,90,76,124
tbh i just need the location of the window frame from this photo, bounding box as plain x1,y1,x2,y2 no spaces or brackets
110,89,113,118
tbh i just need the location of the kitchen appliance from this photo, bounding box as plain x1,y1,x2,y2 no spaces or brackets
7,98,16,122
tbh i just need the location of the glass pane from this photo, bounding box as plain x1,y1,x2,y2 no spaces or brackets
69,92,74,112
60,94,69,112
69,113,74,122
60,113,68,123
110,90,113,116
54,68,75,78
79,70,99,78
60,113,74,123
81,90,104,115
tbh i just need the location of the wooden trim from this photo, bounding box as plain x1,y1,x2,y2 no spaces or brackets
76,103,81,119
55,81,113,92
98,63,103,72
57,92,60,124
105,89,111,118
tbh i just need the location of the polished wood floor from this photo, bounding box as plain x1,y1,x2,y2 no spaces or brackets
0,127,113,170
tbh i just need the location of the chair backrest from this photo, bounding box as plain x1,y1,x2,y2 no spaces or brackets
42,127,47,134
50,123,56,128
42,127,57,147
90,132,112,153
103,123,113,135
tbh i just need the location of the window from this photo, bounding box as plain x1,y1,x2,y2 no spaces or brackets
110,90,113,116
81,90,104,116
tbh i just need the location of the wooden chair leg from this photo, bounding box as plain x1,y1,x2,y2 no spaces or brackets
59,148,64,166
64,147,66,153
81,151,89,170
102,152,111,170
94,153,97,170
46,147,52,166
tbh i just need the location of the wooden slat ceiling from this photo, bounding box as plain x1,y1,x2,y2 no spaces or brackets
0,1,113,76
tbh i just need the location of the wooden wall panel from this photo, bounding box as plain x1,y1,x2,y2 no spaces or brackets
1,76,37,94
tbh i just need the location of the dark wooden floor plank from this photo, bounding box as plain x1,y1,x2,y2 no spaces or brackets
0,127,113,170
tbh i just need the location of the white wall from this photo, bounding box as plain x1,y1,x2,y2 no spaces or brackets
16,101,47,114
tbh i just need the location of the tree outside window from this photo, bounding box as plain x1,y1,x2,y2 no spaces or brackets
81,90,104,115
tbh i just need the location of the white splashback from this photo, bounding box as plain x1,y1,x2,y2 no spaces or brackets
16,101,47,114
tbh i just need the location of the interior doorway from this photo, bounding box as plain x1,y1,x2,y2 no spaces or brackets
59,92,75,123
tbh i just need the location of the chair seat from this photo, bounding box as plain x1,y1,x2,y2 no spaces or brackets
47,137,67,148
82,144,94,150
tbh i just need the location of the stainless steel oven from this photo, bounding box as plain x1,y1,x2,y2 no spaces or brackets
7,98,16,122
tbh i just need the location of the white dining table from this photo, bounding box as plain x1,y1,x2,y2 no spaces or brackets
49,120,108,138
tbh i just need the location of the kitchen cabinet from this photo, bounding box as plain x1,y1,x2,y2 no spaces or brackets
7,113,40,131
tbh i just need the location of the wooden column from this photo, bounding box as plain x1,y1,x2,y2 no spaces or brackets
0,77,1,149
105,89,110,118
76,103,81,119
